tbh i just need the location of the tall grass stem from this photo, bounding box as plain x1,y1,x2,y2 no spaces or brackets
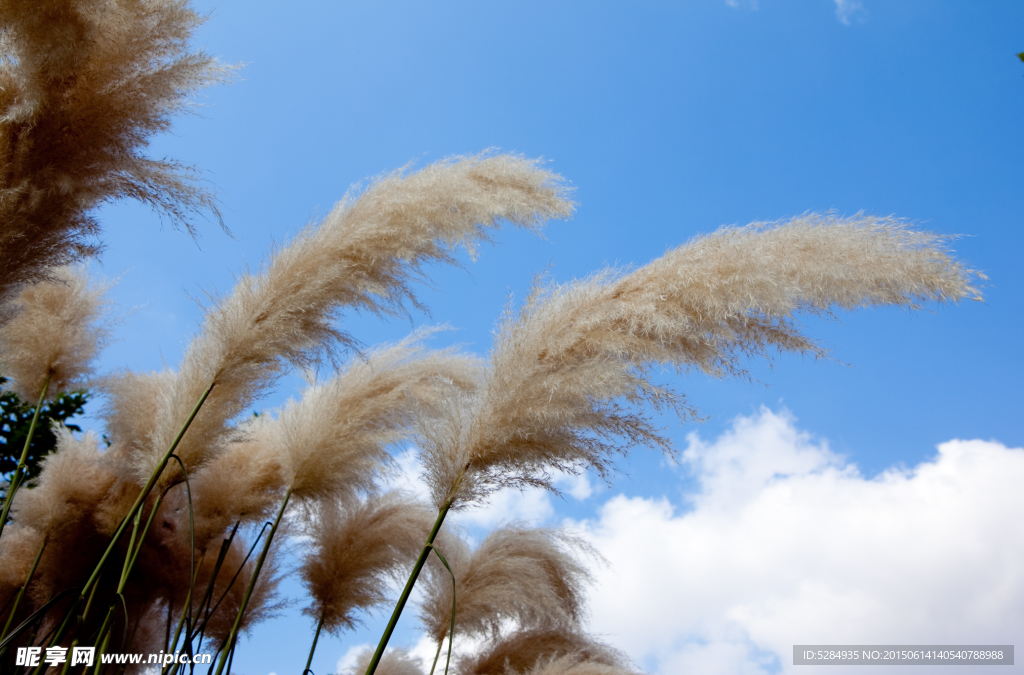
212,487,292,675
363,500,452,675
0,537,46,647
302,613,325,675
0,377,50,539
35,383,215,655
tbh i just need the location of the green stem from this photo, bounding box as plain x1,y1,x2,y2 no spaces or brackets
90,605,116,675
163,552,206,675
36,382,215,657
121,492,165,593
428,636,444,675
0,378,50,539
213,486,293,675
0,536,45,646
363,500,452,675
302,613,325,675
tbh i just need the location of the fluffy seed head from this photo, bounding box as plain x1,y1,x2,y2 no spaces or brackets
107,153,569,487
196,531,284,650
300,492,435,633
347,647,425,675
526,655,642,675
0,524,44,610
0,0,230,303
0,266,108,402
251,331,482,501
420,526,594,642
11,428,116,536
167,436,284,549
457,626,628,675
422,214,982,508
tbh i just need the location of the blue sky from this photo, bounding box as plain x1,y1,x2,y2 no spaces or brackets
81,1,1023,673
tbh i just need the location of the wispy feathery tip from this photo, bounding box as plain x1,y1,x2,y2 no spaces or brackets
109,152,567,487
0,0,232,303
233,330,482,500
422,213,982,508
457,626,629,675
0,266,109,402
300,492,435,633
169,436,285,549
0,524,44,610
348,647,425,675
419,526,595,642
11,428,115,537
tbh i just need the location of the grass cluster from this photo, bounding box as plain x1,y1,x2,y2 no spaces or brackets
0,2,981,675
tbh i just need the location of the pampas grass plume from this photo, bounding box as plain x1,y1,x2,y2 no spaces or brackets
349,647,425,675
457,626,628,675
112,153,569,486
422,214,982,509
419,526,594,643
176,436,284,549
0,266,108,402
10,428,115,537
526,655,642,675
251,331,482,501
300,492,435,633
0,524,43,609
0,0,230,302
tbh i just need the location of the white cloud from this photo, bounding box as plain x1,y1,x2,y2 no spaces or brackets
834,0,867,25
573,408,1024,674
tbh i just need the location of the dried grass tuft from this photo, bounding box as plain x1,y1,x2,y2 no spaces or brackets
348,647,425,675
0,266,108,402
106,153,569,488
11,428,115,537
419,526,594,642
0,0,231,303
300,492,435,633
422,214,983,508
249,330,482,502
526,655,642,675
457,625,628,675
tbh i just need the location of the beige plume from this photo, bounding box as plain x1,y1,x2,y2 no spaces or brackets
348,647,425,675
0,0,230,303
250,331,482,503
300,492,435,633
526,655,643,675
422,214,982,509
106,153,570,487
457,626,629,675
419,526,594,644
0,266,108,402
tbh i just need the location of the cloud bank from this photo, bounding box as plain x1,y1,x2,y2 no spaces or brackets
574,409,1024,674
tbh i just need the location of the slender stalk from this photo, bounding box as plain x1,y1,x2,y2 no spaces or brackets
424,544,456,675
188,523,240,652
212,487,293,675
0,378,50,539
428,637,444,675
86,491,167,668
90,605,117,675
35,382,215,655
302,613,325,675
84,383,214,603
122,492,165,591
163,552,206,675
0,536,45,645
362,500,452,675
